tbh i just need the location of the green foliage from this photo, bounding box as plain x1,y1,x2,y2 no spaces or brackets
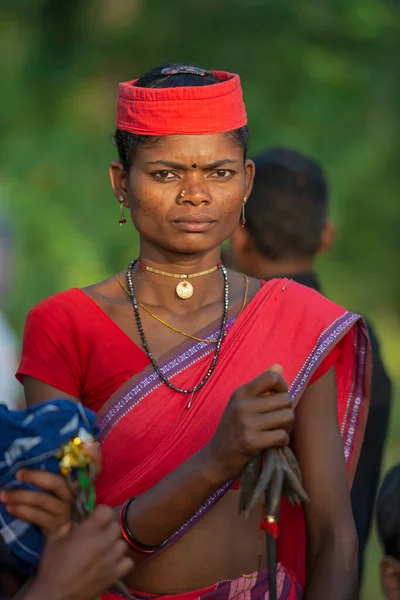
1,0,399,329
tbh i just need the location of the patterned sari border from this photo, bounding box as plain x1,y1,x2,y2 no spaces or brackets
340,327,358,439
156,479,233,552
342,326,368,464
289,311,367,466
98,320,235,441
289,311,359,402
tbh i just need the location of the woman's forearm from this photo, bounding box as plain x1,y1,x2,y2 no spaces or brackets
119,372,293,564
123,446,227,552
305,533,358,600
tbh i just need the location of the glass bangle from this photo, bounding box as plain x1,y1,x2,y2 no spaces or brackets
119,497,167,554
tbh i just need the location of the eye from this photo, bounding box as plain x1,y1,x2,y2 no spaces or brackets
152,170,179,181
209,169,235,179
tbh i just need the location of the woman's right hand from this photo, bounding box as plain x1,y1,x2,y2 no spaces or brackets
203,365,294,482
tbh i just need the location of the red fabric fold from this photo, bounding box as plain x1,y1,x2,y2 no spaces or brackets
96,280,371,591
116,71,247,135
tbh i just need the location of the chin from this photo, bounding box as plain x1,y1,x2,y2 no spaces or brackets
156,232,224,255
175,238,223,255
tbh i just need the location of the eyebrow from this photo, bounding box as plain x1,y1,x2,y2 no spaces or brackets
145,159,239,170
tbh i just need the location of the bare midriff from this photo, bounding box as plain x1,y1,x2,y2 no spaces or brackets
125,490,265,594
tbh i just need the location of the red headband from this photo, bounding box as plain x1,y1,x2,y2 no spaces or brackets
116,70,247,136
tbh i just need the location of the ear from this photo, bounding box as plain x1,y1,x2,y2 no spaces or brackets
109,161,130,207
380,555,400,599
317,218,336,255
244,159,255,200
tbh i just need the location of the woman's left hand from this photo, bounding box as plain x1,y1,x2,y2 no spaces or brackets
0,469,72,537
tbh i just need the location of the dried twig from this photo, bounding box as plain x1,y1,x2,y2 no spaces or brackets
239,446,309,600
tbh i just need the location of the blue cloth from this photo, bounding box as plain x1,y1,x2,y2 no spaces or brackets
0,400,98,571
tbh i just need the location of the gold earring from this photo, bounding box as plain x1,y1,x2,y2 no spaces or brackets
119,196,126,226
241,197,247,228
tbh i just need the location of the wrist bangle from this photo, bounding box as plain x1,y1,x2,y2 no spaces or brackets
119,497,167,554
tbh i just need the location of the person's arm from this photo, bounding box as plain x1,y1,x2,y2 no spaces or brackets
292,367,358,600
23,376,80,407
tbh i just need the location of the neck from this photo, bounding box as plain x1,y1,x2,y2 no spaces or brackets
131,243,224,313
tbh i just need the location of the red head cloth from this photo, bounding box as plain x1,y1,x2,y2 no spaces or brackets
116,70,247,136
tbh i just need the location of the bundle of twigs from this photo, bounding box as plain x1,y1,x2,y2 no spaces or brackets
239,446,309,600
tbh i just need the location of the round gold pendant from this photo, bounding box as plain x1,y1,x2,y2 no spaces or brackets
176,280,194,299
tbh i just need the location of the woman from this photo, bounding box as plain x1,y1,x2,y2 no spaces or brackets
4,64,369,599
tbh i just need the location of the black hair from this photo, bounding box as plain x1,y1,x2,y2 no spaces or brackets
114,63,249,171
246,147,328,261
376,463,400,560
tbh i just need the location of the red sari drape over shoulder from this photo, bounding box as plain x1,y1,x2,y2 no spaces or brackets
95,279,370,598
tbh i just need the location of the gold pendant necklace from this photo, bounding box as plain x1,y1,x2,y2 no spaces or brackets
176,280,194,299
115,273,249,344
138,260,221,300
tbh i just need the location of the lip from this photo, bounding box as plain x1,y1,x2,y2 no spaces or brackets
172,215,217,233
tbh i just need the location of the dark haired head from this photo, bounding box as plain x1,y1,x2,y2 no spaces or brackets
245,147,328,261
377,463,400,560
114,63,249,171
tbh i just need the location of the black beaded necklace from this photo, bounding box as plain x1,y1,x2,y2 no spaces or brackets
126,259,229,402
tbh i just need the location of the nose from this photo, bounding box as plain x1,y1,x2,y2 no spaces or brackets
177,178,211,206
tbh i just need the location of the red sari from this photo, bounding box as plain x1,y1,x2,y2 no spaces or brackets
94,279,370,599
17,278,370,599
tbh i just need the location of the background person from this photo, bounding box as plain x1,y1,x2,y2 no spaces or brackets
376,463,400,600
229,146,392,585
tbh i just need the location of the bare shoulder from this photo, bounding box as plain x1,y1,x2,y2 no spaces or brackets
226,269,261,304
82,273,128,308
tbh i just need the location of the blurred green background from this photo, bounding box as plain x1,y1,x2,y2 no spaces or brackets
0,1,399,597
